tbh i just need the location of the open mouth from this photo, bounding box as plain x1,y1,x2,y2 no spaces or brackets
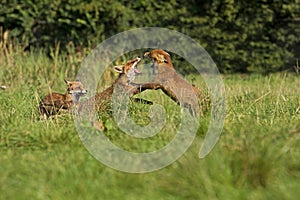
133,56,142,75
134,66,142,74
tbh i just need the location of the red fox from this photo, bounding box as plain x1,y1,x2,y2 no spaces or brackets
144,49,201,115
91,56,143,111
80,56,159,113
39,80,87,119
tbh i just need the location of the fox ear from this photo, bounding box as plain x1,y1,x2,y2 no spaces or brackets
64,79,71,85
113,65,123,73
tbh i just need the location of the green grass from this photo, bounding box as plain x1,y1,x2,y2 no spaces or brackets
0,48,299,200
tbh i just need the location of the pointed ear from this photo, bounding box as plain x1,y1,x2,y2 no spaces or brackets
64,79,71,86
113,65,123,73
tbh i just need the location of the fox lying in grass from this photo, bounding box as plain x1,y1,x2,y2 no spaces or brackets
39,80,87,119
144,49,203,115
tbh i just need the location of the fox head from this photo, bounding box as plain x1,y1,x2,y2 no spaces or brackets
113,56,142,83
144,49,174,68
64,79,87,100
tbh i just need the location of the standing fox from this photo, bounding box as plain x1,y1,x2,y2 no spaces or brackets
144,49,200,116
39,80,87,119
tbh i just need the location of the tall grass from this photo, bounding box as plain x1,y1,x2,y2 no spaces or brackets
0,40,299,199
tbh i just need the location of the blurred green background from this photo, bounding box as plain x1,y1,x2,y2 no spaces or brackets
1,0,300,73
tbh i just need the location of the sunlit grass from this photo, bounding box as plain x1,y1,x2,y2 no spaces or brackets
0,46,299,199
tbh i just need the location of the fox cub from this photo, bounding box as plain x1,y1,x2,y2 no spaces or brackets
39,79,87,119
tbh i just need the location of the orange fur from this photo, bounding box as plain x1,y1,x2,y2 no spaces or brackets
39,80,87,119
144,49,200,115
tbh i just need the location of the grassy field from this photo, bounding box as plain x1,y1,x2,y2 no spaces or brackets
0,46,299,200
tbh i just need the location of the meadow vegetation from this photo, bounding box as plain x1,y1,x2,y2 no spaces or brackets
0,41,299,199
